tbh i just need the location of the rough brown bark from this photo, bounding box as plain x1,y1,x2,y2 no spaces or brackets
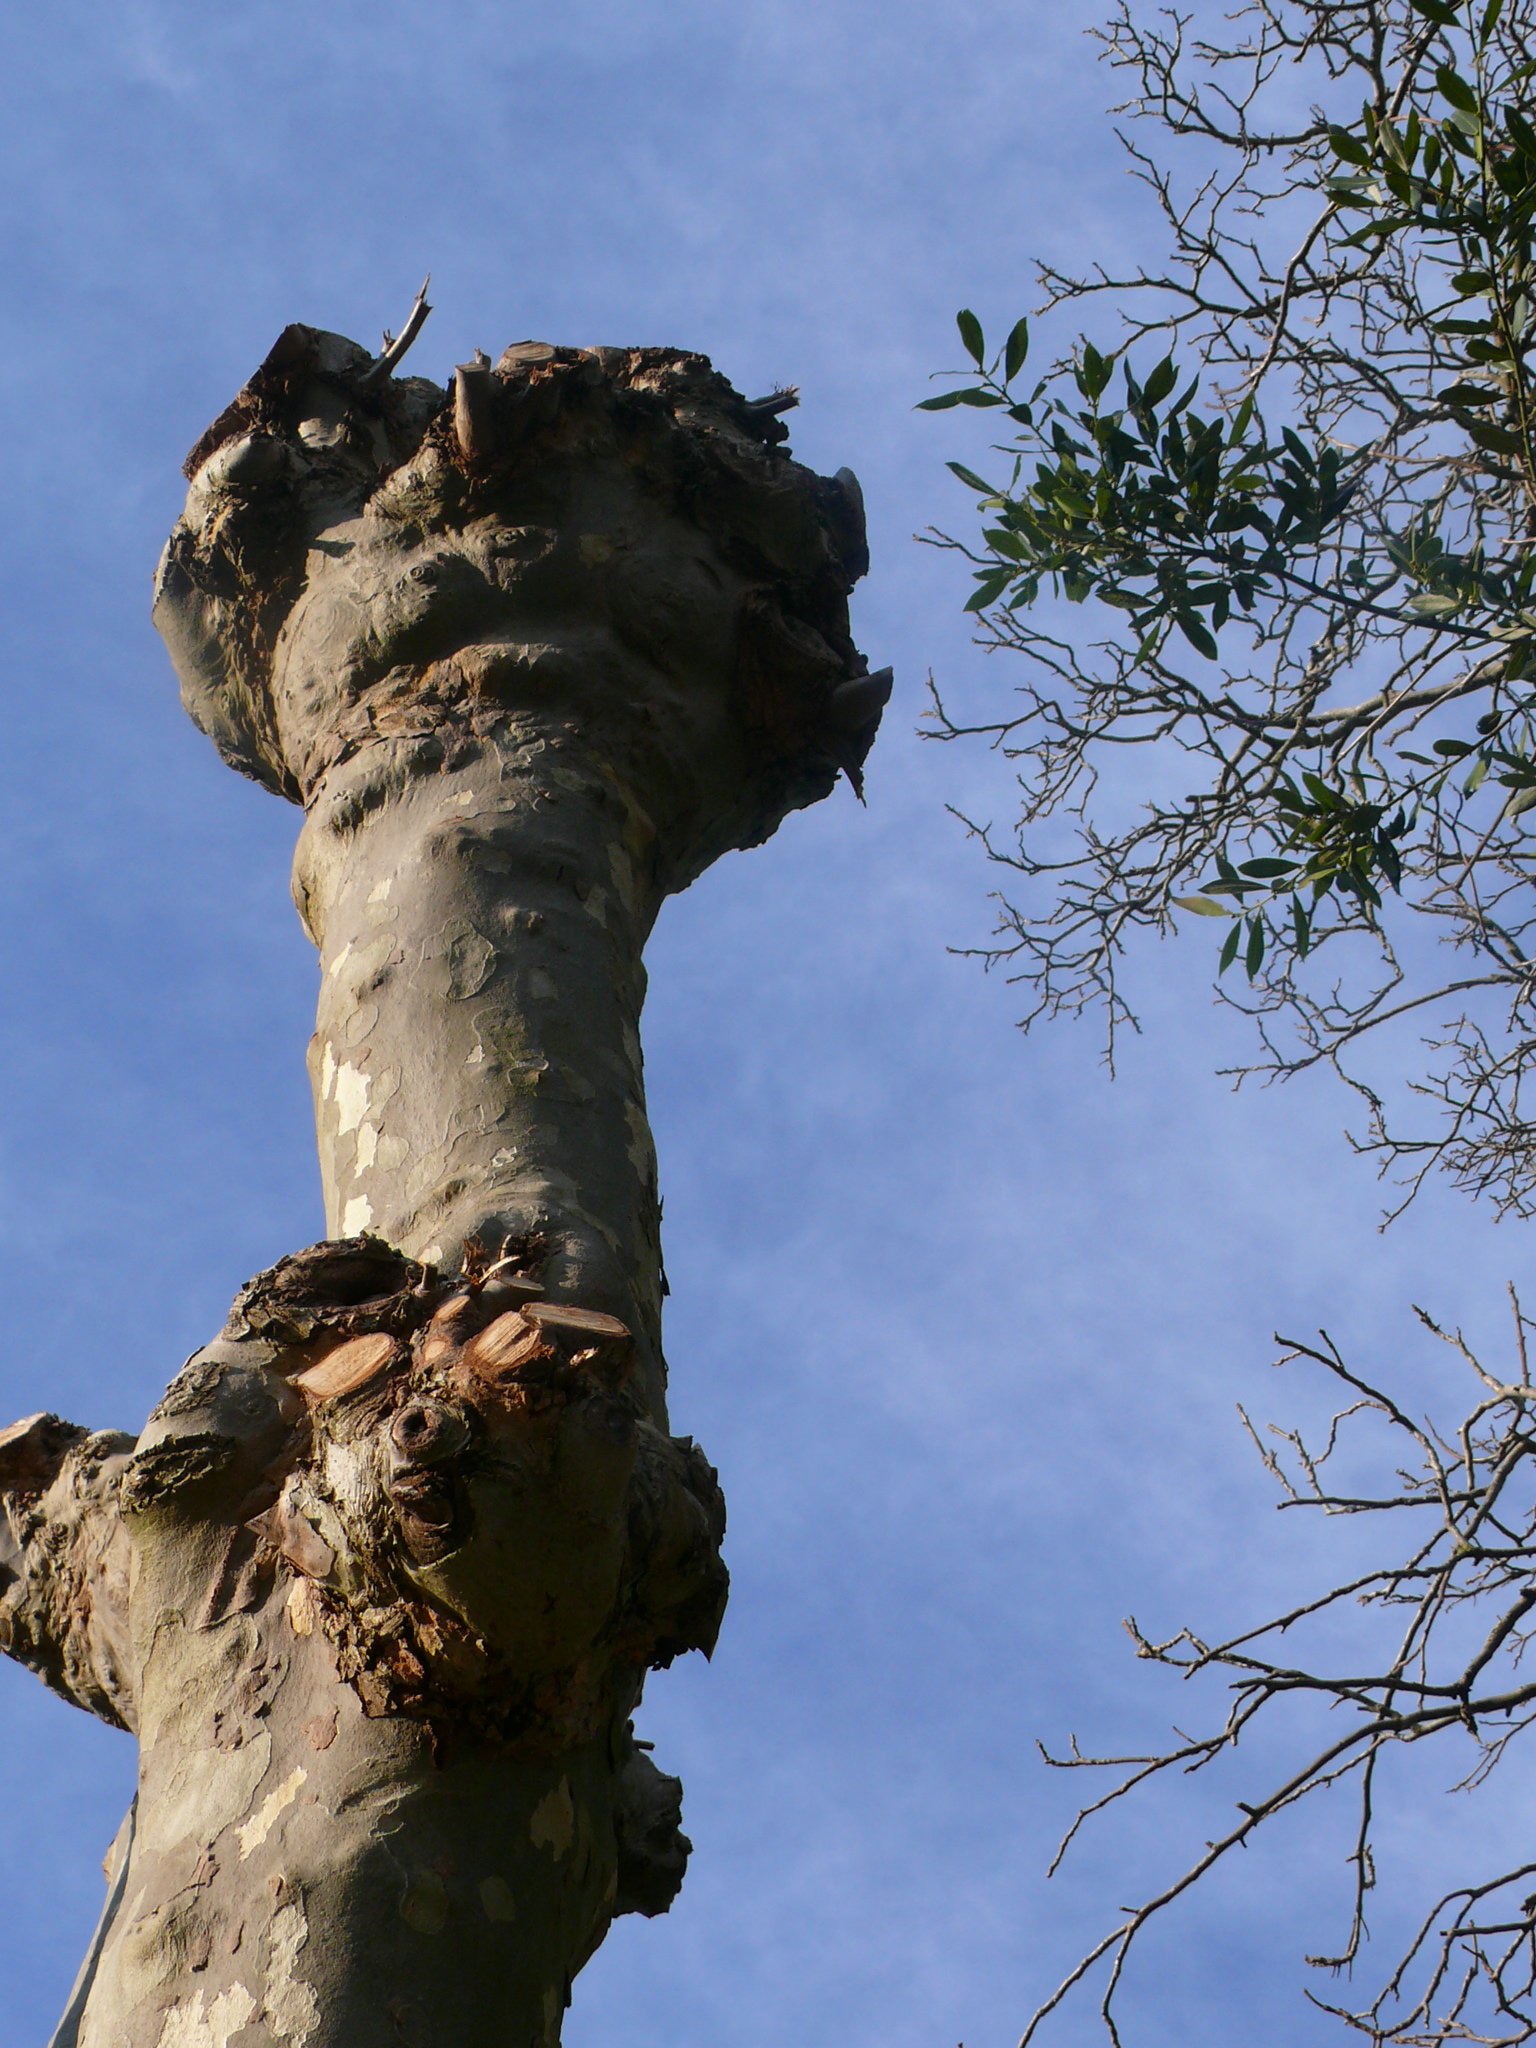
0,320,879,2046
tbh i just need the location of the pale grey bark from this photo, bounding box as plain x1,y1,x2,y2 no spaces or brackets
1,320,880,2045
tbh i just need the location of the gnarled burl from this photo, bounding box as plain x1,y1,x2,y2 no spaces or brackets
2,320,882,2046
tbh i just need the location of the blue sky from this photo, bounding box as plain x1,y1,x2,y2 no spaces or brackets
0,4,1529,2045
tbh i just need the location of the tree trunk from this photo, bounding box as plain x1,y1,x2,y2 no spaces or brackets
1,319,881,2047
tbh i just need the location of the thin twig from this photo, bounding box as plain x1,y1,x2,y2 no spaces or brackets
360,274,433,388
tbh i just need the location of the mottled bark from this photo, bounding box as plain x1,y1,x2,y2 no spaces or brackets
2,320,880,2045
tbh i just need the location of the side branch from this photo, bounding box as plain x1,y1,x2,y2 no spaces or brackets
0,1413,136,1731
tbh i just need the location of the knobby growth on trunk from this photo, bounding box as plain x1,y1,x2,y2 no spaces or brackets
0,301,883,2047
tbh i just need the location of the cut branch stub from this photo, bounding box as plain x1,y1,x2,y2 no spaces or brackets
153,328,883,1416
156,325,877,847
291,1329,403,1404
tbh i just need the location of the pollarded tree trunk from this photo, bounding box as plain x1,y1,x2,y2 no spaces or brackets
0,308,883,2048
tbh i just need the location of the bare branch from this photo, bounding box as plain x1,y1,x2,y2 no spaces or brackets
1023,1301,1536,2045
360,273,433,388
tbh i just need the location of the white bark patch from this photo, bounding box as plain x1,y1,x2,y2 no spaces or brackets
286,1580,320,1636
320,1043,336,1101
340,1194,374,1234
333,1061,372,1135
529,1778,575,1860
322,1438,379,1523
333,932,396,986
355,1122,378,1172
267,1896,321,2043
153,1984,257,2048
479,1875,518,1923
237,1766,307,1859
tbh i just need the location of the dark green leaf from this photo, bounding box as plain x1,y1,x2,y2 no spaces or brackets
1176,612,1220,659
1281,426,1315,469
1079,343,1114,401
1328,125,1370,165
964,567,1013,614
916,389,973,410
947,461,996,495
1219,921,1242,974
1437,66,1480,114
1467,420,1528,456
1003,317,1030,382
1245,917,1266,978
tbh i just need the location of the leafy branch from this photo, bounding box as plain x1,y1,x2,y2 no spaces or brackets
926,0,1536,1215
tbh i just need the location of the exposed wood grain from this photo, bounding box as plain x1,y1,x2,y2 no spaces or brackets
292,1332,400,1404
462,1310,546,1380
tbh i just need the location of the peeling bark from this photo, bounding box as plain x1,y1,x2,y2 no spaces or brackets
5,320,879,2045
